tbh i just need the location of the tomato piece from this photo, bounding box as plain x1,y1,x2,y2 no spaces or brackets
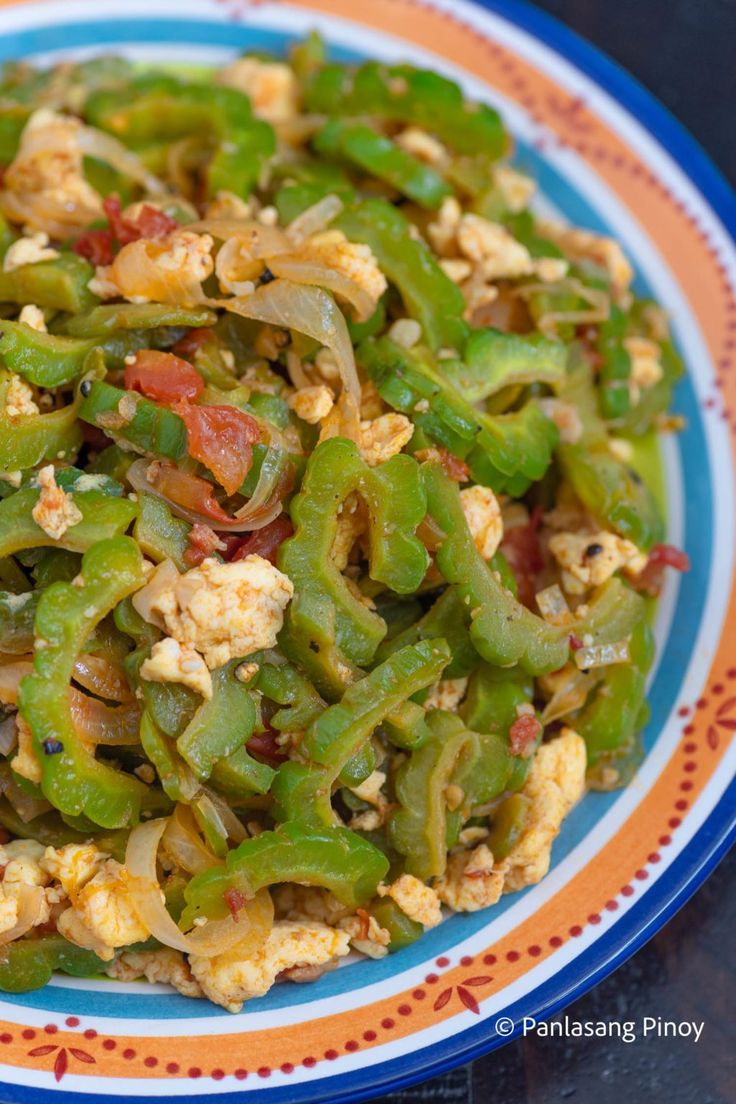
125,349,204,405
103,194,177,246
414,447,470,482
501,505,544,608
184,523,227,566
73,228,115,266
230,516,294,566
174,402,260,496
508,713,542,757
569,633,583,652
135,204,179,239
647,543,690,572
148,462,233,524
246,728,289,767
172,327,216,360
223,888,247,921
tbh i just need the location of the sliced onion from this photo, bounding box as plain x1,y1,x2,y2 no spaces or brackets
77,124,165,195
268,257,374,322
190,219,290,255
213,279,360,426
0,715,17,756
535,584,571,626
108,237,209,309
541,668,596,724
0,884,45,946
285,193,343,245
285,349,312,389
4,772,52,822
126,456,285,533
73,654,133,702
162,804,220,875
70,690,141,746
574,639,631,671
0,660,33,707
126,817,273,957
202,787,247,844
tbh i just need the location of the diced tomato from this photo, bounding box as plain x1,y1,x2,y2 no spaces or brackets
73,228,115,266
125,349,204,405
148,462,233,524
172,327,216,360
500,505,544,608
355,907,371,940
174,402,261,497
184,522,227,566
246,728,289,767
647,544,690,572
223,887,247,922
414,447,470,482
630,543,690,597
569,632,583,652
508,713,543,757
134,204,179,240
230,515,294,566
103,194,177,246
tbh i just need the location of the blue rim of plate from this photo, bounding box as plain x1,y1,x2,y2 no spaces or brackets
0,1,733,1100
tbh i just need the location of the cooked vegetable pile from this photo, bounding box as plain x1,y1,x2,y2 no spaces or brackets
0,37,688,1011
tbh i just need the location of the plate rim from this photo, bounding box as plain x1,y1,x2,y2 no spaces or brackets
0,1,733,1101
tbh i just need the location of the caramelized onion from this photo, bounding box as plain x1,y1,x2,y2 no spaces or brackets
126,818,273,957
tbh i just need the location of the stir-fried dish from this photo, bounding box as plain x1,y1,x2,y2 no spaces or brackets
0,37,689,1012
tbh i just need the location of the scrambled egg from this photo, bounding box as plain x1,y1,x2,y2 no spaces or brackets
0,108,103,234
435,843,505,912
291,229,387,310
0,840,53,932
92,231,214,305
538,221,633,294
107,948,202,999
10,714,42,784
537,398,583,444
217,58,298,123
18,303,47,332
3,374,39,419
288,384,335,424
57,859,150,961
548,529,647,594
31,465,83,541
424,677,468,712
460,484,503,560
140,637,213,700
378,874,442,929
493,165,535,213
457,214,535,279
274,885,351,926
503,727,586,892
358,413,413,467
190,920,351,1012
133,554,294,669
624,336,664,404
338,911,391,959
3,232,59,273
331,492,367,571
428,196,462,255
395,126,448,167
40,842,107,900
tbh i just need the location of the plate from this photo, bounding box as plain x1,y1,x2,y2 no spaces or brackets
0,1,734,1101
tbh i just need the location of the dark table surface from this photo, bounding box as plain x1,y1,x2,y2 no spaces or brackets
376,1,736,1102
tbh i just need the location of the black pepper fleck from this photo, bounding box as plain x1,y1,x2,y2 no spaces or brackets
259,266,275,285
80,380,92,397
585,542,604,558
42,738,64,756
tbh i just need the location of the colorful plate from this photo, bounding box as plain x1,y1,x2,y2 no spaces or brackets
0,1,734,1101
